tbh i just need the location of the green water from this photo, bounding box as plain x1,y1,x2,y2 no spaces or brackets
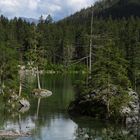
0,74,139,140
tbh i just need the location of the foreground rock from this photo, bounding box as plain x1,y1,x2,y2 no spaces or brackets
32,89,52,98
19,99,30,108
0,130,31,137
7,94,30,110
68,89,140,124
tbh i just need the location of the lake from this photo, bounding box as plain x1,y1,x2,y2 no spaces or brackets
0,74,139,140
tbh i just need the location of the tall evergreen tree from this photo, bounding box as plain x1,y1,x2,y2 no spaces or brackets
89,41,131,117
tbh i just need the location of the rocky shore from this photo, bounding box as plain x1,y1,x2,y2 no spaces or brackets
0,130,31,137
68,89,140,124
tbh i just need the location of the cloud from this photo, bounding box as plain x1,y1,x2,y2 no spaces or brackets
0,0,95,20
0,0,40,18
67,0,92,10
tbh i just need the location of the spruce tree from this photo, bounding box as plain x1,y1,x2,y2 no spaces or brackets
26,24,46,90
90,41,131,117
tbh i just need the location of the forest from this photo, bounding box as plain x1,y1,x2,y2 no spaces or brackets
0,0,140,122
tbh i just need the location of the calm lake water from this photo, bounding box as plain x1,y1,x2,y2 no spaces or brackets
0,74,139,140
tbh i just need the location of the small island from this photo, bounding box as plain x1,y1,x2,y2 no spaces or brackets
68,42,140,124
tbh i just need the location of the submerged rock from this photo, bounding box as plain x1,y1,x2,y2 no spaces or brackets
32,89,52,98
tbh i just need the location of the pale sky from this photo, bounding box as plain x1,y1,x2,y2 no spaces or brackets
0,0,96,20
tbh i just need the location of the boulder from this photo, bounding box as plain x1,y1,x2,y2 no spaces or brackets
19,99,30,108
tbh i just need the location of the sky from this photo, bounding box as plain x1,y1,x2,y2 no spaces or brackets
0,0,96,20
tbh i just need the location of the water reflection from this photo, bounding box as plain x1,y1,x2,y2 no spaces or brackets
0,74,139,140
72,118,140,140
3,116,35,133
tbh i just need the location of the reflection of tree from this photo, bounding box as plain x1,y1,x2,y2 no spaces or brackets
75,127,139,140
33,97,45,136
33,97,50,139
36,98,41,119
1,104,34,134
18,114,21,133
74,127,93,140
72,119,140,140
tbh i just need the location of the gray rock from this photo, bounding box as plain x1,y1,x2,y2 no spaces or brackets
32,89,52,98
19,99,30,108
19,106,30,113
120,89,140,124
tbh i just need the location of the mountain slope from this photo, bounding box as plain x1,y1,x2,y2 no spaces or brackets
98,0,140,18
59,0,140,25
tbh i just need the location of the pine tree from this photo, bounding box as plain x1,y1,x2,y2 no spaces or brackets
0,41,18,94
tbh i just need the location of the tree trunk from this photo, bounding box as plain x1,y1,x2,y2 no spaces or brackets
107,99,110,119
19,76,22,97
89,9,93,74
37,66,41,90
0,73,4,95
1,82,5,95
87,57,89,71
134,75,137,91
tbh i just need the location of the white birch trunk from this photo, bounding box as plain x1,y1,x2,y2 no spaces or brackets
37,66,41,90
19,73,22,97
89,9,93,74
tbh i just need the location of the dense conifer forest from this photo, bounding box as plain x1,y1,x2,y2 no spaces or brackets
0,0,140,120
